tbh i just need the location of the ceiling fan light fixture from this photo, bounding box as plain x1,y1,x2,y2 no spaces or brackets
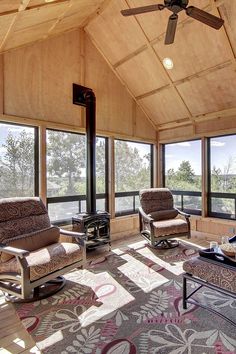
163,57,173,69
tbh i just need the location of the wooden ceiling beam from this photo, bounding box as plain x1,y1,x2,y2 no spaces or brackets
193,107,236,123
158,119,192,131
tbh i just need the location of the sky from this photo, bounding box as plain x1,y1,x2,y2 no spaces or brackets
165,136,236,175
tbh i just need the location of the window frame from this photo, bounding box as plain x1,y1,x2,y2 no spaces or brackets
46,128,108,225
114,138,154,217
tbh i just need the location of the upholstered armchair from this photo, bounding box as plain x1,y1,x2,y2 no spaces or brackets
139,188,191,248
0,197,86,302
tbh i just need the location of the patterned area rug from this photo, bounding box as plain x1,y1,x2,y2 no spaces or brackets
14,240,236,353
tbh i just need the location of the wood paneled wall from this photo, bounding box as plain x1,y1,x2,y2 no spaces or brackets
1,28,156,142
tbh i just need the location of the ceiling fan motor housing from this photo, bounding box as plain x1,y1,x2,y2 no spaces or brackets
164,0,189,13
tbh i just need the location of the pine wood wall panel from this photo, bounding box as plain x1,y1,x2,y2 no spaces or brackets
153,12,232,82
85,36,134,136
86,0,147,65
0,55,3,114
159,124,194,142
3,29,154,140
139,87,190,125
4,30,82,125
177,66,236,117
196,116,236,135
219,0,236,56
135,105,156,140
116,48,169,97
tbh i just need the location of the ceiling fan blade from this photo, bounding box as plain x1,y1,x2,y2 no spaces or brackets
165,14,178,45
186,6,224,29
121,4,164,17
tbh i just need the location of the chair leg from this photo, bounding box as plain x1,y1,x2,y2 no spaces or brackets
183,275,187,310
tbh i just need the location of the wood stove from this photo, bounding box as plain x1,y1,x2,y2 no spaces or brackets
72,84,110,250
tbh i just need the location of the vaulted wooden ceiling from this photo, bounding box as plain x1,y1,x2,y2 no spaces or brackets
0,0,236,132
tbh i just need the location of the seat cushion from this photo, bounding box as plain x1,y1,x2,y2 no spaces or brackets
153,218,188,237
1,226,60,263
0,242,83,281
183,257,236,293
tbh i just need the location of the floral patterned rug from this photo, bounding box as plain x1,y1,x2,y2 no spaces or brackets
14,240,236,353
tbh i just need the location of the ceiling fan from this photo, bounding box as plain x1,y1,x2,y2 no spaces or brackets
121,0,224,45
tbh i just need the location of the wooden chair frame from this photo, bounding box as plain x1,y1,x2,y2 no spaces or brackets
0,229,86,302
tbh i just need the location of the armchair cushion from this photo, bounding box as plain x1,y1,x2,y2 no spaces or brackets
0,242,83,281
153,218,188,237
1,226,60,263
149,209,178,221
140,188,174,214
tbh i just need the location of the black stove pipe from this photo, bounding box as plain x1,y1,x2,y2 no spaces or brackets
73,83,96,214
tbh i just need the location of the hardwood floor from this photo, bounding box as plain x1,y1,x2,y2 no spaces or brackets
0,234,208,354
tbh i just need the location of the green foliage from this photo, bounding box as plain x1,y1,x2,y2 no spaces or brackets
47,131,86,196
0,131,34,197
115,140,151,192
166,160,200,192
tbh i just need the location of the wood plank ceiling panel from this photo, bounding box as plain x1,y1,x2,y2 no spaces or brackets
139,86,190,125
126,0,209,42
153,8,232,82
86,0,147,65
13,2,68,31
65,0,104,17
219,0,236,56
4,20,56,51
116,48,169,97
177,65,236,117
52,0,105,35
0,0,21,14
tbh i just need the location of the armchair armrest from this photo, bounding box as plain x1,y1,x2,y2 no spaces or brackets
139,207,154,224
0,243,30,259
59,229,86,247
175,208,190,218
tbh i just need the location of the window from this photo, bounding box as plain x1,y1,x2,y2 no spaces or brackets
46,129,108,224
209,135,236,219
115,139,153,216
0,122,38,198
164,140,201,214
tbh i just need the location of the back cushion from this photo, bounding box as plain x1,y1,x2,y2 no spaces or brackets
140,188,174,214
0,197,50,244
1,226,60,262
